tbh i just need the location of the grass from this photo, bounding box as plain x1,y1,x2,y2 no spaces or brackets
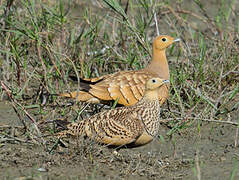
0,0,239,179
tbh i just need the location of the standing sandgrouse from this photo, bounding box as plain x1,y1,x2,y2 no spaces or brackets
57,78,169,148
59,35,179,106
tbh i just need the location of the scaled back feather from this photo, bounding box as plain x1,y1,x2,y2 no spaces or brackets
60,35,179,106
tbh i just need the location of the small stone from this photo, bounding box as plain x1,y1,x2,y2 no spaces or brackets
37,167,48,172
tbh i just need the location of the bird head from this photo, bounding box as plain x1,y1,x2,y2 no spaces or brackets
145,78,170,91
153,35,180,51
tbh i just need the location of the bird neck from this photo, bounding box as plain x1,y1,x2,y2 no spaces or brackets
146,49,169,80
134,90,159,108
136,90,161,137
143,90,159,101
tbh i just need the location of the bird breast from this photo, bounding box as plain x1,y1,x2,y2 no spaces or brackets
133,99,161,137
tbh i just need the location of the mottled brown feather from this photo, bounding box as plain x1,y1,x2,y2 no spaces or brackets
59,35,179,106
57,78,169,147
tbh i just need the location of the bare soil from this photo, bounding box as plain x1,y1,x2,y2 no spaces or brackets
0,0,239,179
0,102,238,180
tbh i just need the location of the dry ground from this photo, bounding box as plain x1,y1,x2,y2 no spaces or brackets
0,0,239,179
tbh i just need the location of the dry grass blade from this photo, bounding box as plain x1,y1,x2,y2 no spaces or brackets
195,149,201,180
1,81,45,145
102,0,150,54
154,12,160,36
0,0,239,179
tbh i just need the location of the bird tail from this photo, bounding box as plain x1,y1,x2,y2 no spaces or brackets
54,120,86,138
54,120,71,130
53,120,72,138
58,91,98,103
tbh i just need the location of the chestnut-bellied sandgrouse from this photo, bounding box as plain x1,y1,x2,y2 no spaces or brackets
57,78,169,148
60,35,179,106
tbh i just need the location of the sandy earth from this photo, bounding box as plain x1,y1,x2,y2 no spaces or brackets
0,101,238,180
1,0,239,179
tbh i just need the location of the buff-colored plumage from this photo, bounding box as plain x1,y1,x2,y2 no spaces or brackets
57,78,169,148
60,35,179,106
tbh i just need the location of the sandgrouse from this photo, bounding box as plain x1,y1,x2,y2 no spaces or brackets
60,35,179,106
57,78,169,148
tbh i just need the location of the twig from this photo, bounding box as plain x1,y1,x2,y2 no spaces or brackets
0,125,24,128
186,81,217,110
160,117,238,126
1,81,45,145
36,42,48,91
154,12,160,36
0,132,35,145
200,118,238,126
195,149,201,180
2,0,15,29
162,5,219,42
235,126,238,147
222,64,239,78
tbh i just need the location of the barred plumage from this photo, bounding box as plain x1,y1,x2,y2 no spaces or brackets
57,78,169,148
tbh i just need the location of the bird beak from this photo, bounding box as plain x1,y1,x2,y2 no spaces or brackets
162,80,170,84
173,38,180,42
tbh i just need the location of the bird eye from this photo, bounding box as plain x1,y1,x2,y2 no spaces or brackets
152,79,156,83
162,38,167,42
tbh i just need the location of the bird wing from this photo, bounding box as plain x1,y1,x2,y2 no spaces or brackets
83,75,107,83
60,70,169,105
82,108,144,146
87,70,156,106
